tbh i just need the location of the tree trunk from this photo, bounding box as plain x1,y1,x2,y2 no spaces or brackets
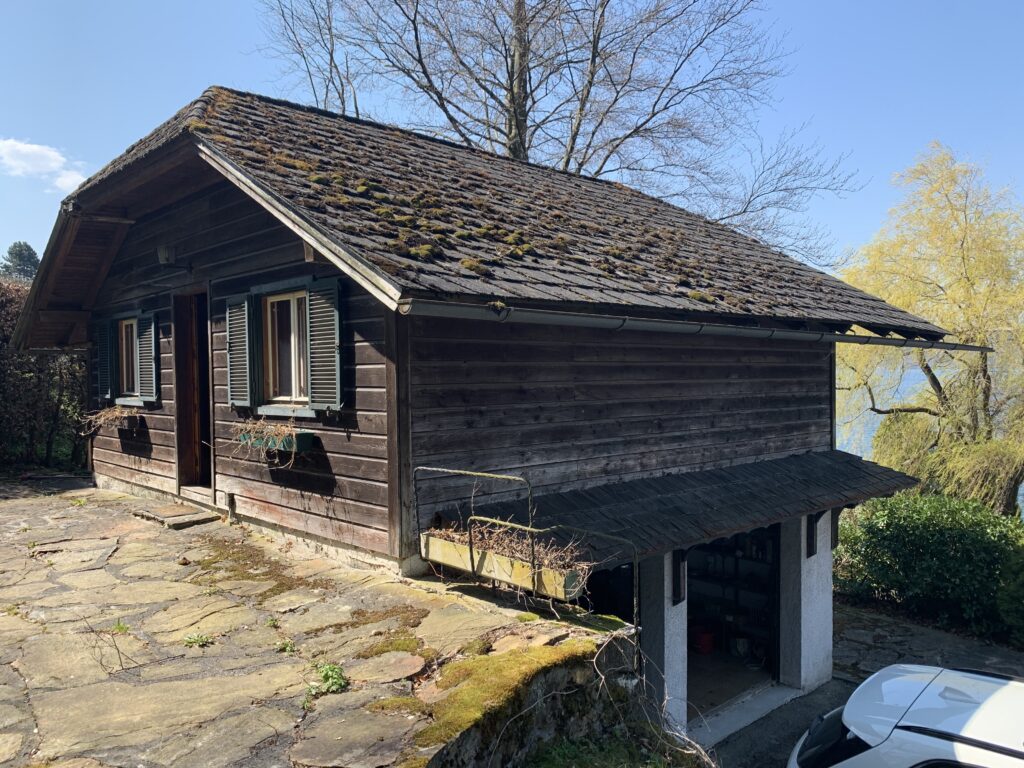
979,351,994,440
505,0,530,162
996,464,1024,517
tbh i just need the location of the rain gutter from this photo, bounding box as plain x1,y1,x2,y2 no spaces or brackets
396,298,992,353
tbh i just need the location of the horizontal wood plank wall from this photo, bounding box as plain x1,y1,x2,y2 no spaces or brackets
408,317,833,524
91,304,176,493
210,278,389,554
90,181,391,554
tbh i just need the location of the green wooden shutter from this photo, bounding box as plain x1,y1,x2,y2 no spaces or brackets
95,322,113,403
306,278,342,410
138,313,158,402
226,298,252,407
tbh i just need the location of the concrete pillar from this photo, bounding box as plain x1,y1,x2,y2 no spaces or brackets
778,515,833,691
639,552,687,730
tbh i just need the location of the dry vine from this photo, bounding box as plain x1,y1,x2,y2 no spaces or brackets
484,630,716,767
80,405,140,435
230,417,301,469
428,523,594,581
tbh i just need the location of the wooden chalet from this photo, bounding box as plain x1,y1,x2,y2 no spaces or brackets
15,87,979,737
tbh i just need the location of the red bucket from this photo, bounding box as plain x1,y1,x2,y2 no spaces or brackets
692,628,715,655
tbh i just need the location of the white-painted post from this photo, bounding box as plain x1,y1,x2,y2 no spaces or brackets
639,552,688,731
778,515,833,690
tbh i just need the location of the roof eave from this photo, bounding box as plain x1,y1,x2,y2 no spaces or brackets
397,297,989,353
195,141,405,311
12,205,75,350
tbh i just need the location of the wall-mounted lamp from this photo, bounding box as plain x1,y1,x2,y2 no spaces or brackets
157,244,176,265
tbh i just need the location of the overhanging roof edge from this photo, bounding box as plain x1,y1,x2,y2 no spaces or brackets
398,298,990,353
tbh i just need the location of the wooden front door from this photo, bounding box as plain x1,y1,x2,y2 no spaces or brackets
173,293,212,488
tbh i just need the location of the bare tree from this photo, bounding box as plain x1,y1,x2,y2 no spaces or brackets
260,0,855,263
262,0,362,116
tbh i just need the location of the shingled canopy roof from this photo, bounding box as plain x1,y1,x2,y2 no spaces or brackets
463,450,916,568
18,86,955,348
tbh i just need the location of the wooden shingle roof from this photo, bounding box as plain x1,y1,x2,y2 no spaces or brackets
72,86,945,339
468,450,917,567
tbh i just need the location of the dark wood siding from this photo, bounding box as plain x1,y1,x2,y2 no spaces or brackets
210,275,389,554
408,317,834,524
90,303,176,493
89,181,391,554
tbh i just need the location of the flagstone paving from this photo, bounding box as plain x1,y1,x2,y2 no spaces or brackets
833,601,1024,681
0,479,600,767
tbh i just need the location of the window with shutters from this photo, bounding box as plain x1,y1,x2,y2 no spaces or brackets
226,278,342,415
263,291,308,403
94,314,158,405
119,318,138,396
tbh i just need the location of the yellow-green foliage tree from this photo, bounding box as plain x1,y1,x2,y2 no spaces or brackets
839,143,1024,515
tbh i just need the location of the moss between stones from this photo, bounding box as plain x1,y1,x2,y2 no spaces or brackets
349,605,430,629
197,535,330,601
458,637,491,656
568,613,628,633
414,639,597,747
355,629,420,658
515,612,540,623
367,696,429,715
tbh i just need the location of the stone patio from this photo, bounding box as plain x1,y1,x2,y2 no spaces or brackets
0,478,600,767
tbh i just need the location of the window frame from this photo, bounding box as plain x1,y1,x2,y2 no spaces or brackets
99,311,158,407
118,317,140,397
225,275,342,418
262,289,309,405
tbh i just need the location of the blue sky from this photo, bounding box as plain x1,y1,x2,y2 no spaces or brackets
2,1,1023,261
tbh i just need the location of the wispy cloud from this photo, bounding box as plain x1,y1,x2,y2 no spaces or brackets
0,138,87,193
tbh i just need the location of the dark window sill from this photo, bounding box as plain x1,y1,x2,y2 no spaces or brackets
256,404,317,418
115,397,145,407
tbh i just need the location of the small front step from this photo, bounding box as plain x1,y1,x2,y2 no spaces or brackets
132,502,221,530
178,485,214,505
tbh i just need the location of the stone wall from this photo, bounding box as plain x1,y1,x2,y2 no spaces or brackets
430,645,640,767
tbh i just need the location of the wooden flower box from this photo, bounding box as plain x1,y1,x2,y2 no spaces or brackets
420,533,585,602
237,430,315,453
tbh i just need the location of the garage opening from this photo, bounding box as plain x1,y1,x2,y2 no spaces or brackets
687,524,780,721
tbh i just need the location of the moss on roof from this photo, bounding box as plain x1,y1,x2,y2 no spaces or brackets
71,85,946,339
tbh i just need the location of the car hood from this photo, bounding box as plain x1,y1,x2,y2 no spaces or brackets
899,668,1024,757
842,664,942,746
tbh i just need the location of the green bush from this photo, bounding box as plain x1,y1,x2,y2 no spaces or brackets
0,278,87,468
835,492,1024,637
997,548,1024,646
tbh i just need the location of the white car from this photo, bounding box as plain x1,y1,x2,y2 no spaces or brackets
788,665,1024,767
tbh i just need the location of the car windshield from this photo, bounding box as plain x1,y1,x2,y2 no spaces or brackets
797,707,870,768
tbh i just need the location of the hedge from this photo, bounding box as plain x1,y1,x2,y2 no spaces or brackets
835,492,1024,641
0,278,88,468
